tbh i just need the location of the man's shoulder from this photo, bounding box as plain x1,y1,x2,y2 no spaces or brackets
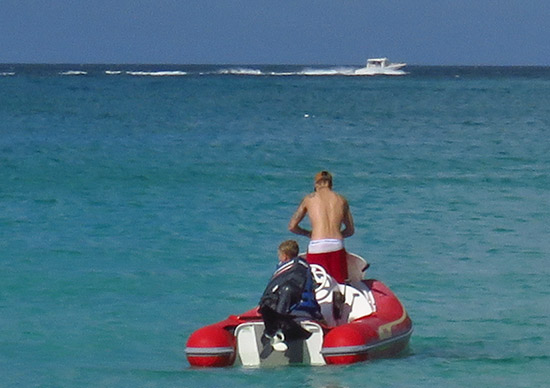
304,192,316,200
333,190,348,201
324,190,346,201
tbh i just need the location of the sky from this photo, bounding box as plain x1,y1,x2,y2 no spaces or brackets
1,0,549,66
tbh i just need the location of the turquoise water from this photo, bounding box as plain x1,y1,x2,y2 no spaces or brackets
1,65,549,387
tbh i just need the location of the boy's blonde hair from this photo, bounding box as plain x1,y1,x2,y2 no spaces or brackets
278,240,299,259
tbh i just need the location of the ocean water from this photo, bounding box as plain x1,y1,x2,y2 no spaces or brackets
1,64,549,387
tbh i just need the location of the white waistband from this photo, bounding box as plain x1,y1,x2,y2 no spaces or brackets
308,239,344,254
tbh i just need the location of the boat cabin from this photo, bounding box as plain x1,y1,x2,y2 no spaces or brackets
366,58,390,68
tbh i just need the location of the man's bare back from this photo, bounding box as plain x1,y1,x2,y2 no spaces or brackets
288,172,354,240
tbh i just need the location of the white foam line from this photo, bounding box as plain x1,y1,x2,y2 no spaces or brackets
59,71,88,76
126,71,188,77
217,68,263,76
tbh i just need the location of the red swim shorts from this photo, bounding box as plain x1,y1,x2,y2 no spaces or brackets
306,248,348,283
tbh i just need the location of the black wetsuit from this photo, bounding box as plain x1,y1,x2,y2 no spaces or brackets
259,257,321,340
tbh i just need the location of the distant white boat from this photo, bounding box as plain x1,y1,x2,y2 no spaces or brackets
354,58,407,76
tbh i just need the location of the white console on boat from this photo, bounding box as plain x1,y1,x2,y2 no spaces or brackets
234,321,325,366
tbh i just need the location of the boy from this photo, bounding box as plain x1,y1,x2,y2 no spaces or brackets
258,240,321,349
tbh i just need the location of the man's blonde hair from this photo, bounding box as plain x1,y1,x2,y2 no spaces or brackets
278,240,299,258
314,170,333,188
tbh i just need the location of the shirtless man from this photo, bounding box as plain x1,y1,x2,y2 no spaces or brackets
288,171,354,283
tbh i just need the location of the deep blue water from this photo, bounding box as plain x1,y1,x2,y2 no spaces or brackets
1,65,549,387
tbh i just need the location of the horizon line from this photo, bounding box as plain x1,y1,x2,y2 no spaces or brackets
2,62,550,67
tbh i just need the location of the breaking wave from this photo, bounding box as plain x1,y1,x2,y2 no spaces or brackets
125,71,188,77
24,65,409,78
215,67,359,76
216,68,263,76
59,70,88,76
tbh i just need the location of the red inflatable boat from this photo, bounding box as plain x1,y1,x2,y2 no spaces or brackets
185,253,412,367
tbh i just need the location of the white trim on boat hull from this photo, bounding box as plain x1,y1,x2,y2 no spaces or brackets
321,328,413,357
185,346,235,356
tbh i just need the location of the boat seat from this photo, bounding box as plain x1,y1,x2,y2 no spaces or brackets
311,264,375,326
346,252,369,282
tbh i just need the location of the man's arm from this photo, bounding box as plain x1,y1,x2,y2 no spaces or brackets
288,198,312,238
341,199,355,238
